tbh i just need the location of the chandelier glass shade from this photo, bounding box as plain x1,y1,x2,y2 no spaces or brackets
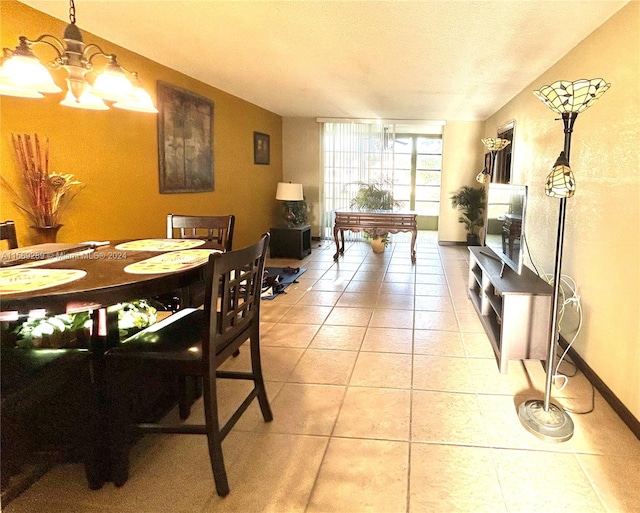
0,67,45,98
113,73,158,112
91,55,134,101
0,0,157,113
60,85,108,110
1,51,62,93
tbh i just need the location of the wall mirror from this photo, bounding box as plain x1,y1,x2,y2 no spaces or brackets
494,120,515,184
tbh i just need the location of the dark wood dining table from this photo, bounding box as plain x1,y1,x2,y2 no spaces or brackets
0,241,212,316
0,240,216,490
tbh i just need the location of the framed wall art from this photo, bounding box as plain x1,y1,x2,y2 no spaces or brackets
254,132,270,165
157,81,214,193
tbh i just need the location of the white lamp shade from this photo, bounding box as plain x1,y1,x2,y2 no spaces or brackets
113,85,158,113
0,55,61,93
276,182,304,201
0,78,44,98
60,85,108,110
92,68,134,102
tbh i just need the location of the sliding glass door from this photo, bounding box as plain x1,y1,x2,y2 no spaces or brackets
321,122,442,238
392,135,442,230
321,122,394,239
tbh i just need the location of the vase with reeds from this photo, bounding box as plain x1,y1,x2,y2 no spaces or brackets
32,224,64,243
1,133,84,243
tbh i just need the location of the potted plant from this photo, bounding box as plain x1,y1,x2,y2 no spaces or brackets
350,179,402,252
450,185,486,245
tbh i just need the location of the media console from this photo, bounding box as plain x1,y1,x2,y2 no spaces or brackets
468,246,553,373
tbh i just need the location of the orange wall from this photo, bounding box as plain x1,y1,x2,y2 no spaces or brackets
0,1,283,248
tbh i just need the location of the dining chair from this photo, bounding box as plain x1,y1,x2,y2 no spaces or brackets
164,214,237,417
155,214,236,311
105,233,272,497
0,220,18,250
167,213,235,252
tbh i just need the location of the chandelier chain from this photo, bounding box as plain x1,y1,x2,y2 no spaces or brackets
69,0,76,25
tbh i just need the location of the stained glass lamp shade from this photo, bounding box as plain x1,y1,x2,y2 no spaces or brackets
533,79,610,114
481,137,511,152
475,168,490,184
545,151,575,198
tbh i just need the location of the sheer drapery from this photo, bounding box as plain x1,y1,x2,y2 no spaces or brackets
320,122,397,239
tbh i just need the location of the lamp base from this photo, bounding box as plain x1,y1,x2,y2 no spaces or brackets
517,399,574,443
279,201,298,228
283,208,296,228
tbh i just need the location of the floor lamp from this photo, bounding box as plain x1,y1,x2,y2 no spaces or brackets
476,138,511,244
518,78,610,442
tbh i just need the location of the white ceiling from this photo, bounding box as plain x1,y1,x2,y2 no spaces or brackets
21,0,630,121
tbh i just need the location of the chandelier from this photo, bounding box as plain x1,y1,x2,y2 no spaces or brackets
0,0,157,113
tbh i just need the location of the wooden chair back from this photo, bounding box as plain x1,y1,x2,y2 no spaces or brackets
167,214,235,251
202,233,269,363
0,221,18,250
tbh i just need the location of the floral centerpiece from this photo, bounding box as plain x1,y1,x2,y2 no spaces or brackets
1,133,84,233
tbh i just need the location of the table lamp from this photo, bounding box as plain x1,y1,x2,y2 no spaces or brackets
276,182,304,227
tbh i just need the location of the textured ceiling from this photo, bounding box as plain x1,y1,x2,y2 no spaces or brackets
21,0,630,121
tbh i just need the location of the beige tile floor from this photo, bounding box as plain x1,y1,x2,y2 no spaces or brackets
5,234,640,513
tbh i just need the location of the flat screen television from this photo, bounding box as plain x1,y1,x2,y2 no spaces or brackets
483,183,527,275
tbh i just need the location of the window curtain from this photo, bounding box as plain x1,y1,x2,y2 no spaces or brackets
320,122,396,240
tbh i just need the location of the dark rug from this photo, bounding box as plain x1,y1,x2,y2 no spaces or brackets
261,267,306,300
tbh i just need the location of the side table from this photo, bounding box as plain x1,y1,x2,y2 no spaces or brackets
269,225,312,259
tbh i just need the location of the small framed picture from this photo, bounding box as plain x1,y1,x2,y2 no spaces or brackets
254,132,270,165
